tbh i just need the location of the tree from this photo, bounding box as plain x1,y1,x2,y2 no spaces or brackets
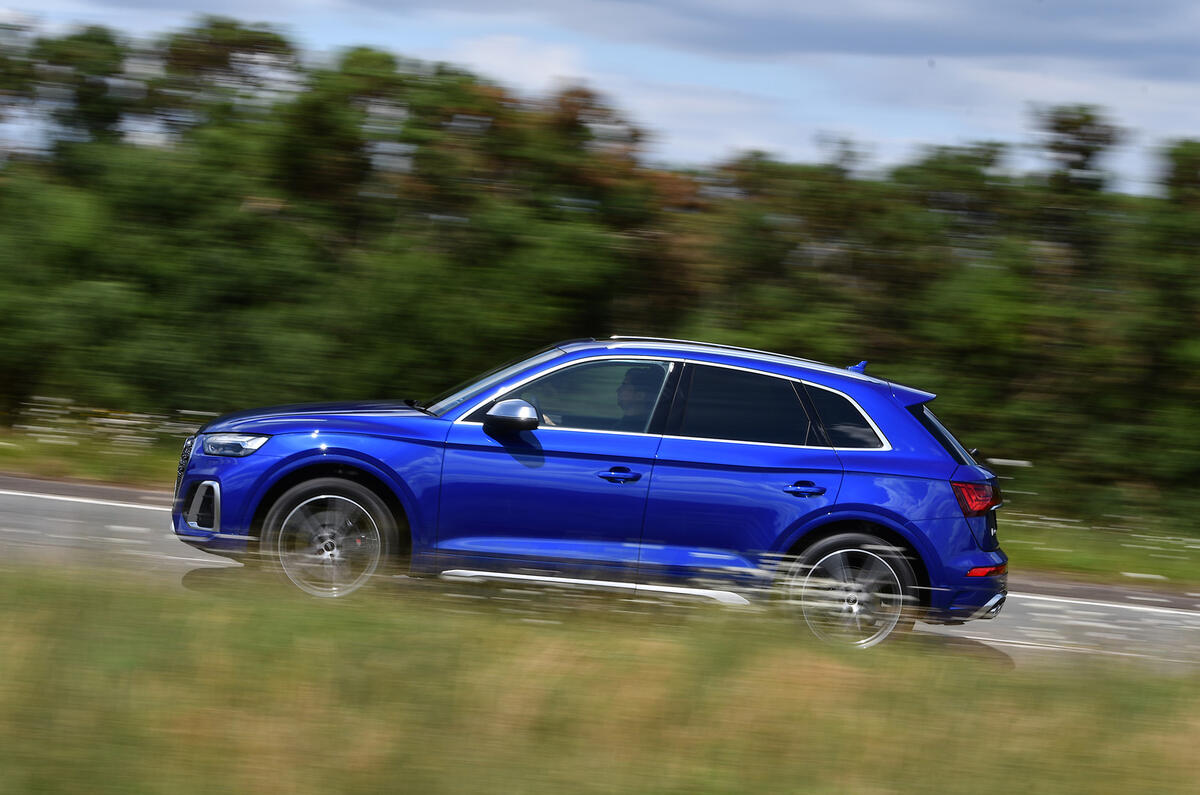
1033,103,1122,193
30,25,129,140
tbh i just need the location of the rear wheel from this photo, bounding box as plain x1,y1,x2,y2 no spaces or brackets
260,477,399,597
783,532,918,648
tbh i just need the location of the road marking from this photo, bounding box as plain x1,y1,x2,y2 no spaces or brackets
92,536,150,545
0,489,171,512
105,524,152,534
1009,591,1200,619
959,634,1194,664
0,527,38,535
120,549,228,565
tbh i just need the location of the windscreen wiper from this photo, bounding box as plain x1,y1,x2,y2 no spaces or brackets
403,398,435,415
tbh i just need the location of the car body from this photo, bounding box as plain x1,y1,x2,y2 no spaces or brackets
173,336,1007,646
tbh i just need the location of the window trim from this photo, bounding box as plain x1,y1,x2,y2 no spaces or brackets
453,354,891,451
804,380,890,451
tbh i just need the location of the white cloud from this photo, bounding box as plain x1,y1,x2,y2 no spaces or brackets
439,34,585,95
12,0,1200,190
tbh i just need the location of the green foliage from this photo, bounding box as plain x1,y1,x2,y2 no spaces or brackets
2,18,1199,525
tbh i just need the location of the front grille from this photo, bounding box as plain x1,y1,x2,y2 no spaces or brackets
175,435,194,496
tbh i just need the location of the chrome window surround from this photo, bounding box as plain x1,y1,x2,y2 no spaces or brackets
453,355,891,452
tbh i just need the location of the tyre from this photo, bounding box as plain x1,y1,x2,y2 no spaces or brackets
260,477,400,597
782,532,918,648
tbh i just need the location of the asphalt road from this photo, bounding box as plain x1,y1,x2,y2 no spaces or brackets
2,473,1198,669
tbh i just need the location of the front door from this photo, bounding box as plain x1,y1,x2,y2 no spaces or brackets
437,358,676,579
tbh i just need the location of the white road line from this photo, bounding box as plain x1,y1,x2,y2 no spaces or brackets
0,527,38,535
120,549,227,565
1009,591,1200,619
93,536,150,545
959,634,1195,663
105,525,152,534
0,489,171,512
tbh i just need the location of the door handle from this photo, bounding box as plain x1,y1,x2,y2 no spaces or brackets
783,481,826,497
598,467,641,483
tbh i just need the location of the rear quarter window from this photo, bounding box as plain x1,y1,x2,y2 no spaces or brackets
805,385,884,449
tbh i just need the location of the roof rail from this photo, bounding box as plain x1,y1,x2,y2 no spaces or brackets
607,335,820,364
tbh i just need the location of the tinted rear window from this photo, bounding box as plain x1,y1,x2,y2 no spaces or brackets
806,385,884,449
911,404,977,465
678,365,818,446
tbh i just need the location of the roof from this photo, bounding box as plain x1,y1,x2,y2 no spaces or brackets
553,336,897,392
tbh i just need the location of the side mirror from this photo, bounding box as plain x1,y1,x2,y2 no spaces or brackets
484,399,539,432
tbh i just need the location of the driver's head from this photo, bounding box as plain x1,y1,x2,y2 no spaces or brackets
617,366,660,416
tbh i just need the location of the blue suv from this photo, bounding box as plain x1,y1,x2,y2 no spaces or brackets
174,337,1007,646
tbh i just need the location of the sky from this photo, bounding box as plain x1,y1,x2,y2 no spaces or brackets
6,1,1200,193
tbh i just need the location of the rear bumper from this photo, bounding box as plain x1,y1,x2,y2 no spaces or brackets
923,572,1007,624
968,592,1006,620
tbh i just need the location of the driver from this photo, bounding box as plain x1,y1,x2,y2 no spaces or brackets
612,366,661,432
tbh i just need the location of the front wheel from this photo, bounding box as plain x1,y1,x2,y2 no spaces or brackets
260,477,399,597
783,533,918,648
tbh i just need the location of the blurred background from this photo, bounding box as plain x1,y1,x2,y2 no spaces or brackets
3,6,1200,792
2,8,1199,528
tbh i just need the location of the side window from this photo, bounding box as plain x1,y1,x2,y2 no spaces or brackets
806,385,884,449
476,360,671,434
677,365,818,446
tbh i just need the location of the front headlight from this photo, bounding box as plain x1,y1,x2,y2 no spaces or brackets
201,433,270,457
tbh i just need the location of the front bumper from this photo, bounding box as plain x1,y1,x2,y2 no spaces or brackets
173,445,273,560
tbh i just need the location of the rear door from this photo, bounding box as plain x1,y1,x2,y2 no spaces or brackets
638,363,843,584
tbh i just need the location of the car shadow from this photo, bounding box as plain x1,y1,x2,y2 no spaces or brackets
907,628,1015,668
180,564,268,594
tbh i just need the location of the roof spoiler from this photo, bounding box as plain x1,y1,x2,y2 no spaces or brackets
890,382,936,407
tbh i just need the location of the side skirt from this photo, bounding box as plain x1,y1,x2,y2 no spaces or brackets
439,569,752,606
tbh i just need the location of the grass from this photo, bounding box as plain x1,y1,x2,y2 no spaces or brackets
1000,511,1200,586
0,429,181,488
0,568,1197,793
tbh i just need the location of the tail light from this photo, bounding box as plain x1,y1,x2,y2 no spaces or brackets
951,481,1002,517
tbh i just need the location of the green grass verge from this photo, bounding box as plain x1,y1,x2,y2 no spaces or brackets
0,569,1196,793
1001,511,1200,587
0,429,180,488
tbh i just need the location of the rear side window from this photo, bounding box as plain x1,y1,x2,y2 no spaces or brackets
677,365,819,446
805,385,884,449
911,404,976,465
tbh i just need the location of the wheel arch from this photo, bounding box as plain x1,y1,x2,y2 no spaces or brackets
782,516,933,608
249,459,412,554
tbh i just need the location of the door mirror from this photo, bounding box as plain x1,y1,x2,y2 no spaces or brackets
484,399,539,432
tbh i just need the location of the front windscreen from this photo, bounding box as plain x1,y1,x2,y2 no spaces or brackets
426,347,566,416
